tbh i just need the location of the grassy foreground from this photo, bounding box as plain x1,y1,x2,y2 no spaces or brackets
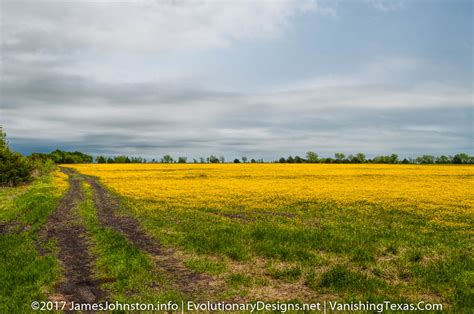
1,164,471,311
66,163,473,311
0,172,68,312
78,181,184,304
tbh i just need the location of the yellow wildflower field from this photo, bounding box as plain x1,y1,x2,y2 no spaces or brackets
68,163,473,221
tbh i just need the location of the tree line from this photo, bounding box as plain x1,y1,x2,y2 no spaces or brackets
30,150,93,164
275,152,474,164
91,152,473,164
1,125,473,187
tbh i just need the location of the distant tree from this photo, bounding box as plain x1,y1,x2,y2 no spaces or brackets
193,158,198,163
208,155,220,163
401,158,410,164
162,155,173,163
390,154,399,164
373,155,390,164
113,155,131,163
233,158,240,163
356,153,366,163
107,157,115,163
219,156,225,163
453,153,470,164
287,156,295,163
294,156,303,163
178,156,187,163
47,149,92,164
130,156,145,163
435,155,451,164
416,155,435,164
0,127,6,150
335,153,345,163
279,157,286,163
241,156,248,163
250,158,256,163
96,156,107,163
306,151,319,163
348,153,364,163
199,157,205,163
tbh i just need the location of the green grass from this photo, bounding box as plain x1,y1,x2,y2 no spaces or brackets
227,273,253,288
268,266,302,282
0,185,28,223
125,197,473,309
0,176,64,312
319,265,386,294
2,171,471,311
78,182,183,304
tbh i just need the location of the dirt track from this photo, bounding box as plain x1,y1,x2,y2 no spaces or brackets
39,169,104,304
82,174,220,297
37,168,220,303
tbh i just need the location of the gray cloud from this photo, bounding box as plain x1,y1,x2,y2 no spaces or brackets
1,0,472,160
3,69,471,159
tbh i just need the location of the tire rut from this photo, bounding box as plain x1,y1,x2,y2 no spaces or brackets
39,169,104,304
82,174,221,298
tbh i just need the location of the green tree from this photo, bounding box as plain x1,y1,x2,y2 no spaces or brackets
453,153,470,164
161,155,174,163
178,156,187,163
0,127,33,186
0,127,7,150
335,153,345,163
416,155,435,164
306,151,319,163
356,153,366,163
390,154,399,164
208,155,220,163
436,155,451,164
96,155,107,163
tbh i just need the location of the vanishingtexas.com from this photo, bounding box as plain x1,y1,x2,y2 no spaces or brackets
32,300,443,312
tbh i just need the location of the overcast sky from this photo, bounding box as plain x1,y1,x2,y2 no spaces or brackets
1,0,472,160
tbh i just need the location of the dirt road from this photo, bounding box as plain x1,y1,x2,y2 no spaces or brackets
38,168,220,304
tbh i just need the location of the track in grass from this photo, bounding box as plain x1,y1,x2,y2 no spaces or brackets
82,174,221,299
39,169,104,304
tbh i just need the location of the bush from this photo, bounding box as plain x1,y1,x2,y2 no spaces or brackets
0,128,33,186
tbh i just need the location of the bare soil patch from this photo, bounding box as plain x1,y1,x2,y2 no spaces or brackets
0,221,28,235
39,169,104,304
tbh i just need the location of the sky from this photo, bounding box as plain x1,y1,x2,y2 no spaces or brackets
1,0,472,160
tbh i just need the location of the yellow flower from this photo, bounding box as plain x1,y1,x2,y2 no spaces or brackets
65,164,473,225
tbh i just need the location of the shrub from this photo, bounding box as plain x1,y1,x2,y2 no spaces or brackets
0,128,33,186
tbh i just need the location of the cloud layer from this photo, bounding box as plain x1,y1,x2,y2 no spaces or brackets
1,0,472,159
